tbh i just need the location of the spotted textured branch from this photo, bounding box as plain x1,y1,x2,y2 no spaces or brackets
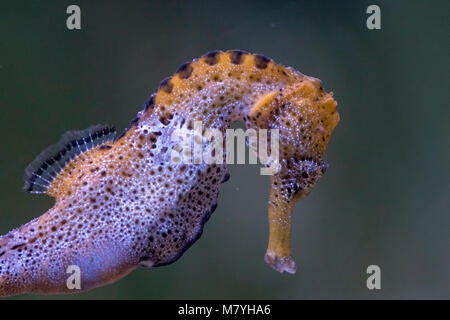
0,50,339,296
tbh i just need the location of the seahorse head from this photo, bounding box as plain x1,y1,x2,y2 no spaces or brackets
244,76,340,273
248,77,339,199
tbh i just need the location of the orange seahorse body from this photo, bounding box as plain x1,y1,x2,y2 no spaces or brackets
0,50,339,296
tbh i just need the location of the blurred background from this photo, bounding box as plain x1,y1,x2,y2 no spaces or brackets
0,0,448,299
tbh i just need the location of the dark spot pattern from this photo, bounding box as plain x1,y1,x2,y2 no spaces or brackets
143,94,156,112
229,50,247,64
203,50,220,65
159,77,173,93
176,62,194,79
130,117,140,127
254,54,271,69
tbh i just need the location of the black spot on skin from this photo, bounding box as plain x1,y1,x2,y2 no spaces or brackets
229,50,247,64
130,117,140,127
143,94,156,112
11,243,25,250
159,77,173,93
99,145,112,150
254,54,271,69
203,50,220,65
210,202,218,214
116,118,138,142
176,62,193,79
221,172,230,183
116,131,126,141
159,117,170,126
0,251,5,257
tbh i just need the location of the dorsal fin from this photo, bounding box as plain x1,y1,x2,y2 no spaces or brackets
23,124,116,194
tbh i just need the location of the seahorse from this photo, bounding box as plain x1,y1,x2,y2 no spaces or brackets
0,50,339,296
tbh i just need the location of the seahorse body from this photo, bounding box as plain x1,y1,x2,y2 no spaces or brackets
0,50,339,296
